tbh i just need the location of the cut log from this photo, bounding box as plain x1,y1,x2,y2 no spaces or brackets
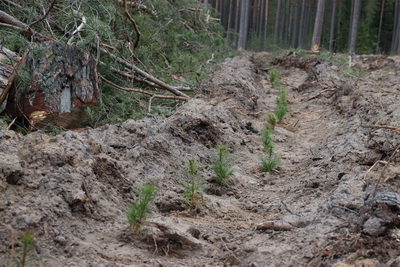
5,42,99,129
0,45,21,105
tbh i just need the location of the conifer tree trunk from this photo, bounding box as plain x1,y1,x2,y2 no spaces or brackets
274,0,282,43
348,0,355,47
391,0,400,54
238,0,250,49
262,0,270,49
291,0,300,48
349,0,362,54
311,0,326,50
329,0,337,52
234,0,241,46
376,0,385,53
298,0,306,47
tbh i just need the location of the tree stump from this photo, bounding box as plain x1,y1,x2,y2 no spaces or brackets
5,42,99,129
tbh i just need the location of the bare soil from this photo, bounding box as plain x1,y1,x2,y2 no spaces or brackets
1,52,400,267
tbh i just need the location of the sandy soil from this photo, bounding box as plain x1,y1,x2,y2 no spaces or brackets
1,52,400,267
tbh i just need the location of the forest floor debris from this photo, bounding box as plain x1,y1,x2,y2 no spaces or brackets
1,52,400,266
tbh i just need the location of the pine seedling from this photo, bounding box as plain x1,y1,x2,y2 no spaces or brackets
182,159,204,209
261,126,274,156
261,155,279,172
267,112,277,129
274,88,287,122
274,103,287,122
269,68,280,88
276,88,287,105
211,145,233,185
19,230,34,267
126,184,156,234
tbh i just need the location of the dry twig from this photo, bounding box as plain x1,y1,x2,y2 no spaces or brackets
123,0,141,49
96,46,190,99
372,144,400,197
361,125,400,132
29,0,57,27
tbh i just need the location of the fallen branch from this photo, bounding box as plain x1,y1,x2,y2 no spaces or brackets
308,88,336,100
123,0,141,49
96,46,190,99
256,222,293,231
372,143,400,197
114,68,193,91
0,10,48,41
100,75,188,101
1,0,23,9
67,13,87,45
362,160,387,180
361,125,400,133
29,0,57,27
116,0,158,18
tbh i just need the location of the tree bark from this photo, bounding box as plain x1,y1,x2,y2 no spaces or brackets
5,42,99,129
0,46,23,105
391,0,400,54
329,0,337,52
274,0,282,43
311,0,326,51
238,0,250,49
291,0,300,48
262,0,270,49
349,0,362,54
298,0,306,47
376,0,385,53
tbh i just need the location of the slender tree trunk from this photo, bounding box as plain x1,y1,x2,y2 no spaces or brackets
298,0,306,47
281,0,289,41
391,0,400,54
291,0,300,48
302,0,313,48
348,0,355,48
274,0,282,43
286,0,293,42
257,0,263,36
349,0,362,54
262,0,270,49
376,0,385,53
336,0,343,50
238,0,250,49
234,0,241,46
311,0,326,50
329,0,337,52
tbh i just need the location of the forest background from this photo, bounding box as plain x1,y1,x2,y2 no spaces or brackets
0,0,399,130
209,0,400,55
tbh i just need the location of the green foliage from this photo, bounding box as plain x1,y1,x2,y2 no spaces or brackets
182,159,203,209
267,112,277,129
20,230,34,267
6,230,35,267
261,126,274,157
276,88,287,105
261,155,279,172
274,104,287,123
126,184,156,234
269,68,280,88
211,145,233,185
0,0,236,128
0,30,28,52
260,85,287,172
274,88,287,123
